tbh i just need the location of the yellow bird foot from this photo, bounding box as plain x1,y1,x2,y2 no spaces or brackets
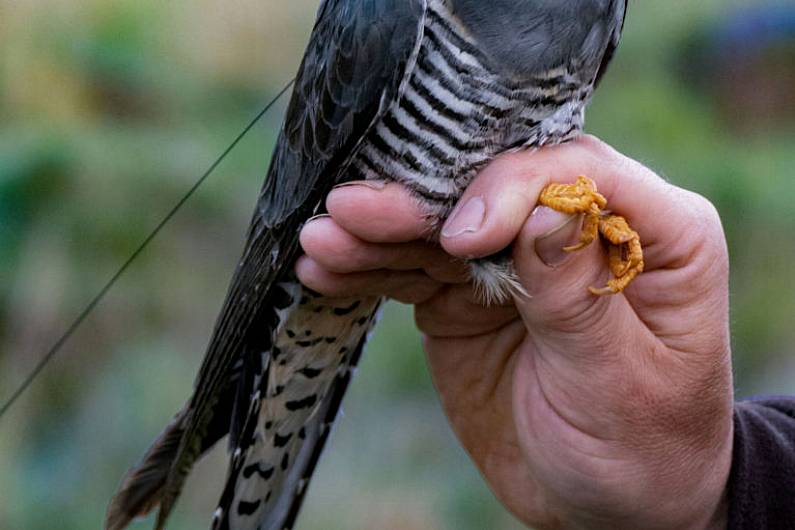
538,176,644,295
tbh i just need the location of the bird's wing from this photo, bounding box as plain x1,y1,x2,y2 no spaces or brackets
105,1,427,530
258,0,427,226
593,0,627,87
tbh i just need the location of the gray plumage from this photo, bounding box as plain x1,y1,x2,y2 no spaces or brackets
106,1,627,529
454,0,625,78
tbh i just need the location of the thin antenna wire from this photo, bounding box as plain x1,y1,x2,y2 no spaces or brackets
0,79,295,420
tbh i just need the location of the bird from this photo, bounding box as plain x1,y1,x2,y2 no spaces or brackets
105,1,634,529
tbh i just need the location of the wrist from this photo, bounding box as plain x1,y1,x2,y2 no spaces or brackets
548,414,733,530
682,436,731,530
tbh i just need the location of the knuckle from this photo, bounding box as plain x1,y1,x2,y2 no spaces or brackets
686,190,721,225
577,135,634,181
663,189,729,287
578,134,616,162
700,201,724,238
682,191,726,251
578,133,606,152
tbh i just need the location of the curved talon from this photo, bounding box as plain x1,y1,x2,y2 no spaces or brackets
589,285,618,296
563,212,599,252
590,264,643,296
599,215,637,245
608,244,630,277
563,242,588,253
538,176,644,296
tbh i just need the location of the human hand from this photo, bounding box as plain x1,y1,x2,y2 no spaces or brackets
296,136,734,530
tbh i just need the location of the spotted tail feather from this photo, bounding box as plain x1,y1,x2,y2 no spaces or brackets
277,326,371,530
212,285,381,530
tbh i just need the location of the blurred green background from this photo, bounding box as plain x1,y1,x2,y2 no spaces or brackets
1,1,794,529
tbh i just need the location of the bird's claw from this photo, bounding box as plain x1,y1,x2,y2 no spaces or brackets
538,176,644,295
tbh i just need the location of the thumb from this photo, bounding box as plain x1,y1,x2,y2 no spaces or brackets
526,206,581,269
512,205,626,334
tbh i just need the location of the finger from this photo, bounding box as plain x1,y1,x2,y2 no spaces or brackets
326,181,432,243
300,216,469,284
511,205,628,334
495,140,728,349
295,256,443,305
438,135,709,272
415,283,519,338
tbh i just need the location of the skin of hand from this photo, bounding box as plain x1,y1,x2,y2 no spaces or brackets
296,135,734,530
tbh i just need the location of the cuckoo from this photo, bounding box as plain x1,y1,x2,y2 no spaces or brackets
106,1,638,529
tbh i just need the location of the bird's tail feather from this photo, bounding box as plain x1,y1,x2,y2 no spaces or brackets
276,330,371,530
105,408,188,530
211,290,382,530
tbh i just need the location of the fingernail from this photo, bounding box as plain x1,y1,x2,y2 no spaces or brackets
442,197,486,238
305,213,331,224
332,180,387,191
532,207,580,267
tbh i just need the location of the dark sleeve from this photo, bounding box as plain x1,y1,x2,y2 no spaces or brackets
728,397,795,530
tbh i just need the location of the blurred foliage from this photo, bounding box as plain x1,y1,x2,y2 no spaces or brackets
1,1,794,529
